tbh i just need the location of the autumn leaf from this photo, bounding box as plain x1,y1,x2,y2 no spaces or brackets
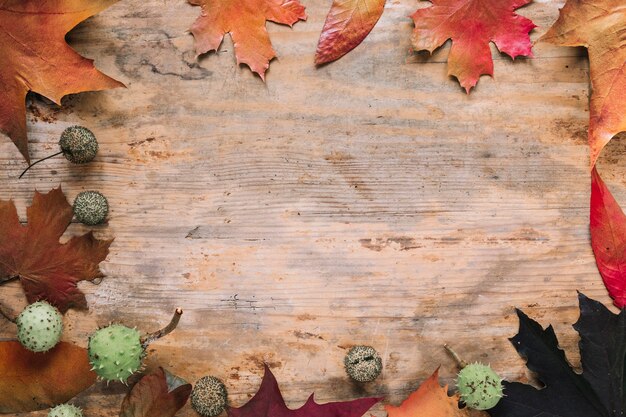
0,0,124,163
188,0,306,80
589,167,626,308
228,364,380,417
385,367,469,417
410,0,536,92
120,367,192,417
315,0,386,65
0,187,112,313
489,293,623,417
541,0,626,168
0,341,96,413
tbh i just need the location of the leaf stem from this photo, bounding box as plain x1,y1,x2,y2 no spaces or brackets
444,343,467,369
141,308,182,347
19,151,63,179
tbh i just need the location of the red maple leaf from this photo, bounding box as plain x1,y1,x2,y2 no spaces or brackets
0,187,112,312
228,364,381,417
410,0,536,92
590,167,626,308
188,0,306,79
0,0,124,163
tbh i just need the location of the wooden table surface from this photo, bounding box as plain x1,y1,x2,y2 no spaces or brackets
1,0,624,415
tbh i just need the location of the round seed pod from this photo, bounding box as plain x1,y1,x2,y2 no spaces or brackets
191,376,228,417
73,191,109,225
16,301,63,353
457,363,504,410
59,126,98,164
47,404,83,417
344,345,382,382
88,324,143,383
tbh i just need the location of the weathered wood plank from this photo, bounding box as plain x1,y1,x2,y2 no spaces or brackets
0,0,619,416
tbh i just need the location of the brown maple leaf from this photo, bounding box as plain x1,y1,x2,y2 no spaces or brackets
541,0,626,168
188,0,306,80
0,341,96,413
385,367,469,417
120,368,192,417
0,0,124,163
0,187,112,312
411,0,536,92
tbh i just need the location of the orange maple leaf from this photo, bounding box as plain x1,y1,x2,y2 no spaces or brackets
315,0,386,65
0,0,124,163
188,0,306,80
385,368,469,417
0,187,112,313
411,0,536,92
541,0,626,168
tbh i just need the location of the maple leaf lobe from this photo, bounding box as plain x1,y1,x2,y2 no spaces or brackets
385,367,468,417
0,0,124,162
0,187,112,313
411,0,535,92
188,0,306,80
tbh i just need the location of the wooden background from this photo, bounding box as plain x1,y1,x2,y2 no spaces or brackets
1,0,625,415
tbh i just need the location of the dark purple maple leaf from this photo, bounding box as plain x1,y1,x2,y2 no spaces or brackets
228,364,381,417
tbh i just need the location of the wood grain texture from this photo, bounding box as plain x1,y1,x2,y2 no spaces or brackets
0,0,621,416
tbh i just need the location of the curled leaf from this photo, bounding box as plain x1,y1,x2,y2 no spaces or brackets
315,0,386,65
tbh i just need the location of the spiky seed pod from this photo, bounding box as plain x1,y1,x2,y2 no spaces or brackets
344,345,383,383
47,404,83,417
191,376,228,417
73,191,109,225
457,363,504,410
88,324,143,383
16,301,63,353
59,125,98,164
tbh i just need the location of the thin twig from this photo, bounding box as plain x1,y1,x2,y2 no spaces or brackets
19,151,63,179
444,343,467,369
0,303,16,324
141,308,182,347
